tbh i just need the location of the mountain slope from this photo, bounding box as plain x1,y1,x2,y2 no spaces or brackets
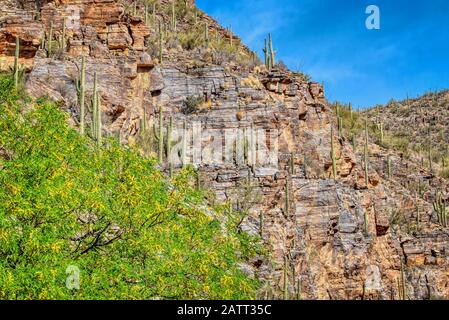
0,0,448,299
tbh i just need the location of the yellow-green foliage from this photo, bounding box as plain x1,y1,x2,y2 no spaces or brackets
0,74,262,299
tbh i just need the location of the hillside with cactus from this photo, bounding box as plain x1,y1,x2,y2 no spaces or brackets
0,0,448,300
364,91,449,179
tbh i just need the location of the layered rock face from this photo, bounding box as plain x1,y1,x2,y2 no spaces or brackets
1,0,448,300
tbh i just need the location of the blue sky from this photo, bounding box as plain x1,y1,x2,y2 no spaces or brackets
195,0,449,108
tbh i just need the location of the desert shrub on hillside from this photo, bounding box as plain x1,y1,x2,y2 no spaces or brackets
0,74,262,299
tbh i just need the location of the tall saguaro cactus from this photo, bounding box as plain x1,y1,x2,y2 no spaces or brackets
284,177,290,217
387,155,392,179
78,56,86,135
399,259,406,300
91,72,102,146
47,22,53,58
96,91,102,146
283,255,289,300
204,22,209,45
289,153,295,175
181,120,188,168
263,38,270,69
166,116,173,176
364,119,369,188
92,72,98,137
153,106,164,163
228,26,233,47
61,17,66,52
144,4,149,25
158,21,163,63
427,127,433,173
379,121,384,144
250,122,256,171
13,36,20,88
152,2,157,25
433,191,448,227
171,0,177,31
330,126,339,179
268,33,275,68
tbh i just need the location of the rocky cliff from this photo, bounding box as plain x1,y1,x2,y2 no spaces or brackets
1,0,448,299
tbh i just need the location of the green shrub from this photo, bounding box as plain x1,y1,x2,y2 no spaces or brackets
0,76,262,299
183,95,205,114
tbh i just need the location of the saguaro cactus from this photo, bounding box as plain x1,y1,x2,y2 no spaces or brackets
166,116,174,176
152,2,156,25
289,153,295,175
259,211,264,238
95,92,102,146
349,103,354,124
91,73,102,146
351,134,356,151
78,56,86,135
144,4,148,25
196,170,201,190
228,26,233,47
296,278,301,300
263,38,270,69
330,126,341,180
379,121,384,144
364,119,369,188
268,33,276,68
399,259,406,300
416,194,421,230
158,21,163,63
92,73,98,133
181,120,188,168
153,106,164,163
338,116,343,137
141,104,148,133
387,155,392,179
47,22,53,58
13,36,20,88
204,22,209,45
364,210,369,235
171,0,177,31
61,17,66,52
284,177,290,217
433,191,448,227
427,127,433,173
250,123,256,171
283,255,289,300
